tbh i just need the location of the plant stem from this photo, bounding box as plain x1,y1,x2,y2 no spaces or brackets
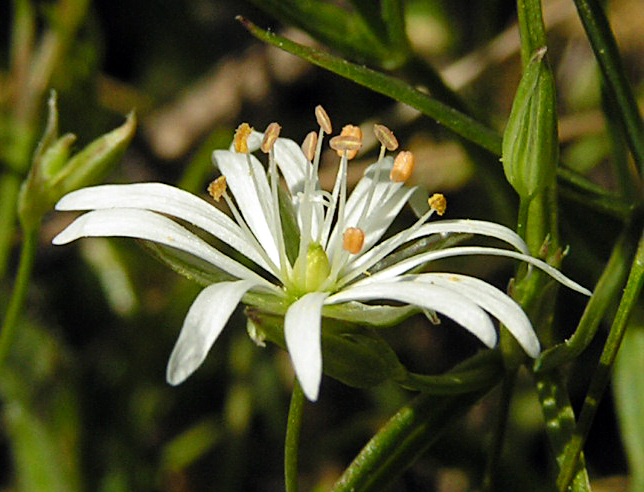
482,371,516,491
556,227,644,491
0,172,21,279
285,379,305,492
0,226,39,367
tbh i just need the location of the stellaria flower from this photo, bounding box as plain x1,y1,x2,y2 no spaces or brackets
53,107,591,401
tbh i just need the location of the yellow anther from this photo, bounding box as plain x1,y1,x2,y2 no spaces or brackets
374,124,399,151
390,150,415,183
342,227,365,254
261,122,281,153
428,193,447,216
208,176,227,202
234,123,253,153
332,125,362,159
315,105,332,134
301,131,318,162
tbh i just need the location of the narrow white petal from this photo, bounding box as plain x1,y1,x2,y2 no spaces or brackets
284,292,329,401
53,208,272,287
166,280,259,385
413,273,540,357
409,220,530,254
348,219,530,275
213,150,280,265
55,183,271,271
353,246,592,296
327,281,497,348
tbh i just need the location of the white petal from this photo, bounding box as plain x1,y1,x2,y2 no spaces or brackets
413,273,540,357
53,208,272,286
55,183,271,271
213,150,280,265
353,246,592,296
284,292,329,401
273,136,310,195
327,280,497,348
348,219,530,276
166,280,260,385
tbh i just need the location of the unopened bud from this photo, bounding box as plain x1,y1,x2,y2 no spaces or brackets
234,123,253,153
390,150,415,183
261,122,281,153
315,105,332,134
301,131,318,162
208,176,227,202
342,227,365,254
428,193,446,216
502,47,558,199
374,124,398,151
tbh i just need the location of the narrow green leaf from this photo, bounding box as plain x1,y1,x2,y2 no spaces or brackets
237,16,502,155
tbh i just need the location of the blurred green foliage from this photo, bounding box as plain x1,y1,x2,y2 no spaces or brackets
1,0,644,491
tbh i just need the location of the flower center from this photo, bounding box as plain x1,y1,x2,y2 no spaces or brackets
291,242,331,295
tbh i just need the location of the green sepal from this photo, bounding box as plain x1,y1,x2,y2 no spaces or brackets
140,241,236,287
246,308,407,389
502,46,559,199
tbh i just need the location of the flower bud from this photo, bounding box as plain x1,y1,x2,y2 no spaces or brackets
502,47,558,199
18,95,136,228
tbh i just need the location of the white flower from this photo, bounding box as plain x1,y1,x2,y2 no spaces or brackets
52,109,591,401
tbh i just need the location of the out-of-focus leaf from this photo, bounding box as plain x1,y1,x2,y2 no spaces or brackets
614,310,644,491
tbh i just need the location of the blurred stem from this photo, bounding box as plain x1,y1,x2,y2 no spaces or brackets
535,222,639,372
557,227,644,492
0,225,39,367
0,172,21,279
572,0,644,177
516,198,530,240
285,379,305,492
482,371,516,492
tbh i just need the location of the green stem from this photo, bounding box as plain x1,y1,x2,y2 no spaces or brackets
0,172,22,279
285,379,305,492
572,0,644,177
0,226,39,367
516,197,531,240
556,227,644,491
482,372,516,492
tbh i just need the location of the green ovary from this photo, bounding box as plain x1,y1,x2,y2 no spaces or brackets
292,242,330,294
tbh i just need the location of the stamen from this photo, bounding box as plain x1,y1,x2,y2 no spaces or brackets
261,122,281,153
207,176,227,202
329,135,361,159
331,125,362,160
428,193,447,216
374,124,399,151
390,150,415,183
301,131,318,162
315,105,332,134
343,227,365,254
234,123,253,153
